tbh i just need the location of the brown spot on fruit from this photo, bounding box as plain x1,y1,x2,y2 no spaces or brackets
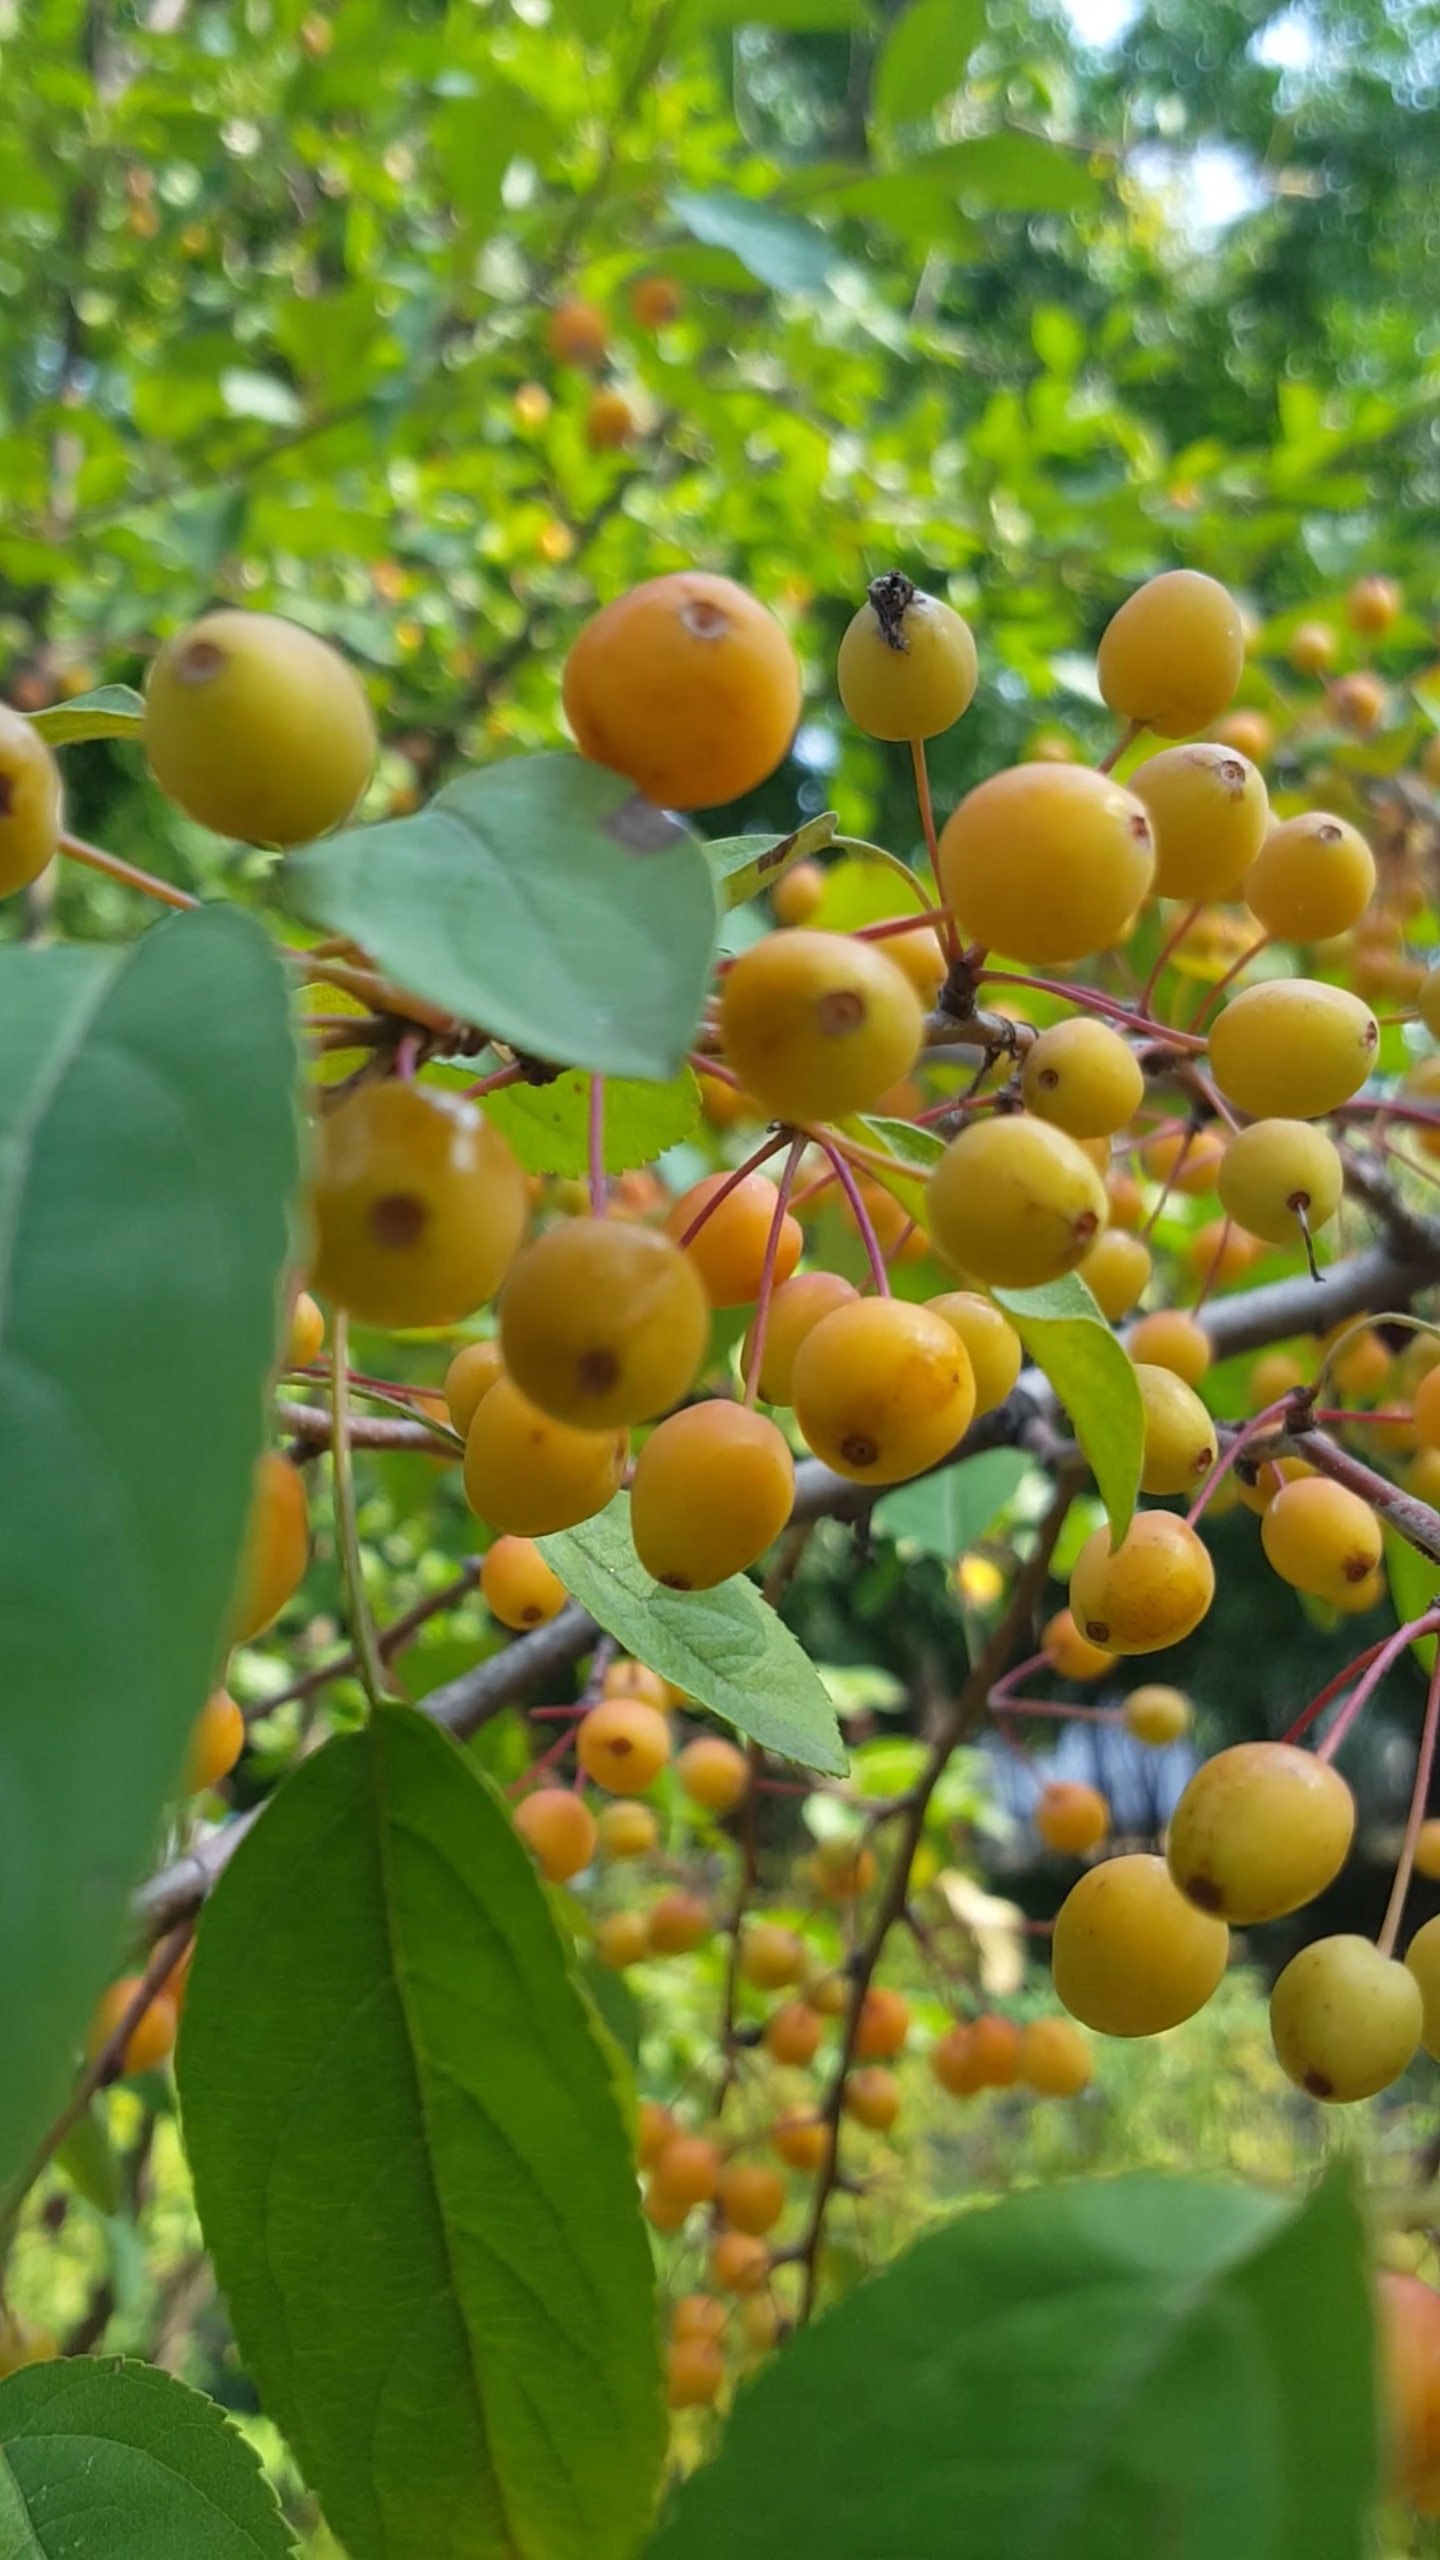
369,1192,427,1248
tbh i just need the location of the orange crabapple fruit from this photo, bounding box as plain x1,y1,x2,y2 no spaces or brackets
1078,1228,1152,1322
836,573,978,741
645,2180,691,2234
666,2336,725,2409
1207,978,1378,1120
937,762,1155,967
498,1218,709,1429
230,1450,309,1641
646,1892,712,1956
596,1911,648,1969
852,1986,910,2060
1052,1854,1230,2037
925,1292,1023,1416
1121,1683,1192,1746
1126,1308,1212,1386
811,1838,877,1900
630,274,683,329
1210,709,1273,763
740,1924,809,1990
545,298,607,367
1069,1512,1216,1654
1415,1824,1440,1885
1379,2271,1440,2512
513,1788,597,1884
1133,1361,1218,1497
651,2134,722,2212
1288,619,1337,677
575,1696,671,1794
1019,2015,1093,2096
672,2293,728,2342
711,2231,771,2295
790,1295,974,1485
463,1377,627,1536
674,1734,751,1816
741,2294,781,2352
631,1402,794,1589
596,1800,658,1860
1250,1351,1308,1409
88,1979,179,2078
1166,1743,1354,1923
1128,743,1269,901
1269,1936,1422,2101
443,1339,505,1434
664,1172,803,1309
743,1270,858,1405
843,2066,901,2131
1405,1915,1440,2057
1097,569,1245,739
1347,573,1401,636
927,1115,1107,1290
804,1971,849,2018
770,2112,829,2172
1259,1475,1382,1605
1215,1118,1343,1249
603,1660,671,1710
1138,1125,1227,1196
311,1081,528,1330
930,2024,985,2097
1329,670,1387,732
562,571,801,810
184,1691,245,1794
770,858,825,927
1243,810,1376,943
1020,1016,1145,1140
480,1534,568,1630
286,1288,325,1370
1412,1367,1440,1450
716,2162,787,2237
585,388,634,452
144,609,376,846
1034,1780,1110,1858
967,2014,1024,2087
763,2002,824,2067
719,928,923,1127
1042,1608,1116,1682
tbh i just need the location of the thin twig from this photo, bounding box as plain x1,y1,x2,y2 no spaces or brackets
331,1313,392,1709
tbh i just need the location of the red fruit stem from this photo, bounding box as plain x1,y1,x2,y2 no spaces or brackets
1282,1635,1395,1748
989,1697,1116,1722
1377,1642,1440,1959
742,1136,807,1408
1137,899,1203,1017
1188,932,1273,1031
977,968,1210,1053
1097,717,1143,775
1185,1400,1293,1528
987,1648,1053,1712
466,1060,528,1099
59,828,199,912
1313,1615,1440,1766
815,1135,891,1296
673,1131,789,1249
588,1072,607,1219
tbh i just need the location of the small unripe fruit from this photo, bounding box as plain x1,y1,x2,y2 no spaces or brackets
1128,744,1268,901
499,1219,709,1429
1270,1936,1421,2101
563,571,801,810
444,1339,505,1435
1244,811,1376,943
145,610,375,844
1018,2015,1093,2096
1052,1854,1229,2036
719,929,923,1126
1167,1743,1354,1923
513,1787,597,1883
184,1690,245,1794
1207,979,1378,1121
1069,1511,1215,1654
938,763,1155,967
791,1295,974,1485
481,1534,568,1630
230,1450,309,1641
1021,1017,1144,1140
1097,570,1244,739
646,1891,711,1955
675,1734,751,1815
836,573,978,742
1121,1683,1192,1746
1034,1780,1109,1857
928,1115,1107,1290
0,704,62,897
312,1082,528,1330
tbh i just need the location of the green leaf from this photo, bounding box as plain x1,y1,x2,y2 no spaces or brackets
285,753,718,1082
27,685,145,746
1382,1523,1440,1670
0,911,297,2188
842,1112,946,1225
646,2169,1374,2560
1414,670,1440,731
220,367,305,426
539,1496,847,1776
688,0,861,22
179,1705,663,2560
53,2105,122,2217
0,2357,296,2557
483,1068,700,1177
872,0,985,131
579,1955,643,2066
703,811,837,910
668,189,840,293
994,1274,1144,1542
872,1448,1034,1558
924,132,1102,214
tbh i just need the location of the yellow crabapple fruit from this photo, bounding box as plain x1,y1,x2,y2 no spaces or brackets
586,388,634,452
0,704,63,897
498,1218,709,1428
513,1788,597,1883
764,2001,824,2066
1211,710,1273,763
0,2314,58,2378
664,1172,803,1309
1405,1915,1440,2058
836,572,978,741
711,2231,771,2295
1108,1167,1146,1227
1415,1823,1440,1884
575,1697,670,1794
811,1838,876,1899
562,571,801,810
1417,968,1440,1044
716,2162,786,2236
596,1911,648,1969
930,2023,984,2097
770,2111,829,2171
925,1292,1023,1416
145,609,375,844
1289,620,1337,677
771,859,824,926
1097,570,1245,739
651,2134,722,2213
1128,743,1269,901
1270,1936,1421,2101
741,2293,781,2352
927,1115,1107,1290
1035,1780,1110,1856
184,1690,246,1794
853,1986,910,2060
843,2066,901,2131
719,929,923,1126
1052,1854,1229,2036
1250,1351,1308,1410
1069,1512,1215,1654
790,1296,974,1484
675,1735,750,1815
964,2015,1023,2087
88,1979,179,2077
1379,2271,1440,2511
1347,574,1401,636
480,1534,568,1629
1126,1309,1212,1386
1260,1475,1382,1605
1043,1608,1116,1681
1139,1125,1226,1196
1215,1118,1343,1248
1020,1017,1144,1140
1206,980,1378,1120
938,763,1155,967
666,2336,725,2408
646,1892,712,1955
1019,2015,1094,2096
603,1660,671,1709
1330,670,1386,732
743,1270,858,1405
286,1288,325,1369
672,2293,727,2342
742,1926,809,1991
631,1402,794,1589
1244,811,1376,943
546,299,607,366
311,1081,528,1329
230,1450,309,1641
883,920,948,1005
1134,1361,1218,1497
644,2178,691,2234
463,1377,627,1536
1078,1229,1152,1322
1121,1684,1192,1746
444,1339,505,1435
596,1800,658,1859
1166,1742,1354,1922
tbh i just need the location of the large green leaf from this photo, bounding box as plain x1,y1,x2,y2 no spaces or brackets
924,132,1102,213
872,0,985,131
668,189,840,292
872,1447,1034,1558
483,1067,700,1177
539,1496,847,1775
0,2358,296,2558
843,1112,946,1226
703,811,837,910
646,2170,1374,2560
1382,1522,1440,1670
284,753,718,1081
179,1705,663,2560
27,684,145,746
0,910,297,2189
995,1275,1144,1542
